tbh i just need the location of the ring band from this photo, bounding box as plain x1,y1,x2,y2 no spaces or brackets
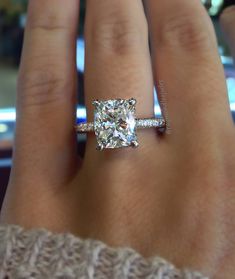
76,98,166,150
76,118,165,133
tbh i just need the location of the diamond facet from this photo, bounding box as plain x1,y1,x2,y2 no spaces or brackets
94,99,137,149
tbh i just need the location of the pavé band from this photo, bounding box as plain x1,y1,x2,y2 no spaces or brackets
75,98,166,150
76,118,166,133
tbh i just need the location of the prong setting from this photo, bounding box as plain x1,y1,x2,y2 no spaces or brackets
96,144,104,151
76,98,166,150
92,100,100,107
128,98,137,106
131,140,139,148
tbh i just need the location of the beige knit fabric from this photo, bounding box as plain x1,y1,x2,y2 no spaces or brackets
0,225,208,279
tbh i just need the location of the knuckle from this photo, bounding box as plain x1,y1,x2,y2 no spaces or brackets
28,10,68,32
18,66,67,108
87,13,148,55
155,9,215,53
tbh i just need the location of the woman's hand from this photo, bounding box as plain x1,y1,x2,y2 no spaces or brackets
1,1,235,277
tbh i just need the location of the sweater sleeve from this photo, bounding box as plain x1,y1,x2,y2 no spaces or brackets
0,225,208,279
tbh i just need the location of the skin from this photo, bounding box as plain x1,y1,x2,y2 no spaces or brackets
1,1,235,277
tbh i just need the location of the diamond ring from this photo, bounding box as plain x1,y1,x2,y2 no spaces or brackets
76,98,166,150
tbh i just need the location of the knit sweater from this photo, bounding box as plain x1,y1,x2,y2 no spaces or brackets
0,225,207,279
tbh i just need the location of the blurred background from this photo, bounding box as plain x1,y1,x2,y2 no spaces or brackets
0,0,235,206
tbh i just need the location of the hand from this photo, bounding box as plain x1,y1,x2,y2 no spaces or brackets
1,1,235,277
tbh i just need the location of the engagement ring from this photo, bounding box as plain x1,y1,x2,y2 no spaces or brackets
76,98,166,150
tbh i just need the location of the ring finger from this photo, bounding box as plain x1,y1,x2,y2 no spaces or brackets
84,0,155,153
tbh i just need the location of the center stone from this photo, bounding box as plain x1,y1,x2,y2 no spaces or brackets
94,99,138,150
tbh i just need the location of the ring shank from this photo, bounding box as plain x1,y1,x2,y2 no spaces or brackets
76,118,166,133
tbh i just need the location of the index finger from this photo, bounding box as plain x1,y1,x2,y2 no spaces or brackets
13,0,80,188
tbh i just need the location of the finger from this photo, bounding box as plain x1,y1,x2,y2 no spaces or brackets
144,0,233,138
12,0,80,187
220,6,235,60
84,0,153,120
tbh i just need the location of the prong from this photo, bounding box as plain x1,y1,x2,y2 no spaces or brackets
92,100,100,107
129,98,137,106
96,144,104,151
131,140,139,148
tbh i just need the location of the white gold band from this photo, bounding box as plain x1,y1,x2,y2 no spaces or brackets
76,118,166,133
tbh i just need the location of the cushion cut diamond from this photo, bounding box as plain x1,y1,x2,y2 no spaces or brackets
94,99,138,150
